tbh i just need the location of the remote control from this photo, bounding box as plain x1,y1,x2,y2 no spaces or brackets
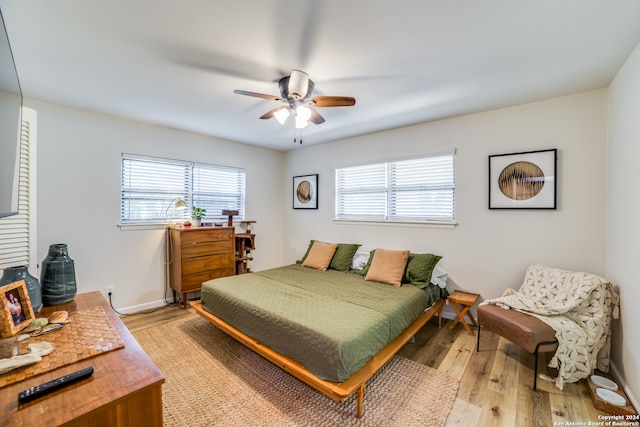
18,366,94,404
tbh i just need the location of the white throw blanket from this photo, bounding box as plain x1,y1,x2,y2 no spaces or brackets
482,265,620,390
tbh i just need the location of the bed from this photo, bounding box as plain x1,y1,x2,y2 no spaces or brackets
190,246,447,418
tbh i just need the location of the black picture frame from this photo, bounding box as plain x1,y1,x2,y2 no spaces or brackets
489,149,557,209
293,174,318,209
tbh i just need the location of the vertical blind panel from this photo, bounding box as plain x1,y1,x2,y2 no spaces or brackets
121,155,246,222
336,153,455,222
0,120,31,269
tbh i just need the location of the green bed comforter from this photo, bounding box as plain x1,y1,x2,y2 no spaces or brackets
201,264,432,382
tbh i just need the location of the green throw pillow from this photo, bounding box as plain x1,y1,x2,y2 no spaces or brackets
296,240,316,264
402,253,442,284
360,249,377,276
329,243,361,272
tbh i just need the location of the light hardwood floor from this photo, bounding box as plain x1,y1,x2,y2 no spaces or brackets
122,303,607,427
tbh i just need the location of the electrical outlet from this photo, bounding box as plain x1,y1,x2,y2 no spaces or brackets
106,286,114,296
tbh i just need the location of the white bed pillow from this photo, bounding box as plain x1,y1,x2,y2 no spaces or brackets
431,265,448,288
350,251,370,271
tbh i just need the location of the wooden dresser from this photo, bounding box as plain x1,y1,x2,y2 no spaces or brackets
168,226,235,307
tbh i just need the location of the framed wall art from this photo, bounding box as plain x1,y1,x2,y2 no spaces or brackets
489,149,557,209
293,174,318,209
1,280,35,338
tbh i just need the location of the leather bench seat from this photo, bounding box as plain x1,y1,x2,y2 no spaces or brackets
477,303,559,390
477,304,558,354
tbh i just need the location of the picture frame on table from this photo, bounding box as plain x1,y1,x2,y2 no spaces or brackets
0,280,35,338
293,174,318,209
489,149,557,209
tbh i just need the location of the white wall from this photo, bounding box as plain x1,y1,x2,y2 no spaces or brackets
284,89,608,319
28,99,285,312
607,40,640,408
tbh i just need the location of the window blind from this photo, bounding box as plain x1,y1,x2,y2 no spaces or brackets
121,154,246,223
192,163,246,218
0,118,32,269
335,151,455,223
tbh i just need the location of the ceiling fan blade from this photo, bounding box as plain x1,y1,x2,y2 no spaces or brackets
308,96,356,107
307,108,325,125
259,107,286,120
233,90,284,102
259,109,277,120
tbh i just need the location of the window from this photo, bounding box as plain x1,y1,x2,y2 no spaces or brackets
121,154,245,223
335,150,455,224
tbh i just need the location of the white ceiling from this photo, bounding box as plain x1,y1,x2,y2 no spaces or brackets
1,1,640,151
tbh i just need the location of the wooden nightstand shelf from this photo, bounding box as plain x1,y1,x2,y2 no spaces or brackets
447,290,480,335
235,220,256,274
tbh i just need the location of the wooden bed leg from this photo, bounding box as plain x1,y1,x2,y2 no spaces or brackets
357,383,365,418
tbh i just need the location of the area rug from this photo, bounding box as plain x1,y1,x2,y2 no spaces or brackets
133,315,458,427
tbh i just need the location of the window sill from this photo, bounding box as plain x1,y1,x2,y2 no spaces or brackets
118,222,174,231
333,220,457,230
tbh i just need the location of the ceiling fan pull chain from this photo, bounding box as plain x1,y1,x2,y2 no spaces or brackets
293,128,303,144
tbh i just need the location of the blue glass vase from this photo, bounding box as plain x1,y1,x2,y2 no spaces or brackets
0,265,43,312
40,244,77,306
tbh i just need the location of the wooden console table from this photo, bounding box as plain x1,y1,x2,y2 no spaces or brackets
0,291,165,427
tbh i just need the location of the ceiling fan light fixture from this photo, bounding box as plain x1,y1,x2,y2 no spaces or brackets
288,70,309,99
295,105,311,121
234,70,354,129
295,116,309,129
274,107,290,124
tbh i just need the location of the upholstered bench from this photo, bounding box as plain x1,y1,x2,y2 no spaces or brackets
476,304,558,390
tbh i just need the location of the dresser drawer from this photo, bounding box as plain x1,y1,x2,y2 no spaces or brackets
181,239,233,258
181,268,236,292
180,228,234,246
182,253,235,276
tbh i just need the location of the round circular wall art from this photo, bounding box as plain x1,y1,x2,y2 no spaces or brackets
296,180,313,204
498,161,545,200
293,174,318,209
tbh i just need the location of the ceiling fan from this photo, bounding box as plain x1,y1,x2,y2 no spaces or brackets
233,70,356,129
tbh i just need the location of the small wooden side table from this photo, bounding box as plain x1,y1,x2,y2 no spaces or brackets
448,290,480,335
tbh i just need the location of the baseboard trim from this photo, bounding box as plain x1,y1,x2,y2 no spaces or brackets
611,361,639,413
114,298,172,315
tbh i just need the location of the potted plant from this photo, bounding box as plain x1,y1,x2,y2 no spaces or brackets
191,206,206,226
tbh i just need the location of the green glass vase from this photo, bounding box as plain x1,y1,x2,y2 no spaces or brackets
40,244,77,306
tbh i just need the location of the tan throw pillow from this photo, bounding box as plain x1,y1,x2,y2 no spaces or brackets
301,241,339,271
365,248,410,287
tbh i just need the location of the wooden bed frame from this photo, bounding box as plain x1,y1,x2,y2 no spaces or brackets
190,298,444,418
